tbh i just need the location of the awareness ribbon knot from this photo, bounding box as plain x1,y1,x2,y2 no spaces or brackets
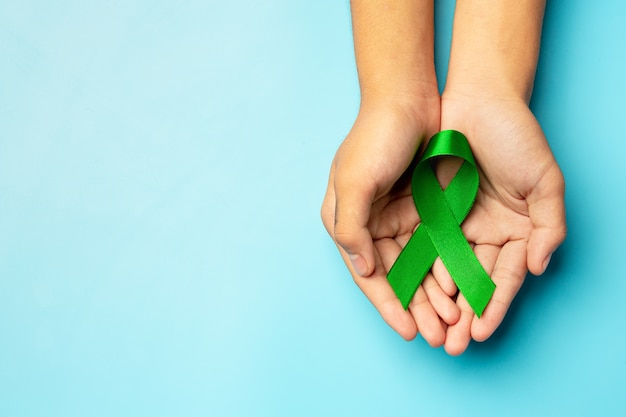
387,130,495,317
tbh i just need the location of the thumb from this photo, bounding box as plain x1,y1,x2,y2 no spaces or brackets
526,166,567,275
333,172,377,277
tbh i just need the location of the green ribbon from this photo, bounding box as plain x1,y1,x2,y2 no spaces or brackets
387,130,495,317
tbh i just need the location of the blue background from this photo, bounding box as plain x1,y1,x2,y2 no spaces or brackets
1,1,625,415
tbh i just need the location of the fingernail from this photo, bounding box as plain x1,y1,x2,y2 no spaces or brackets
542,253,553,273
349,254,367,276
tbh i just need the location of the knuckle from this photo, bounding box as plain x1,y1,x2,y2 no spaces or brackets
320,199,334,234
333,225,358,249
491,265,523,287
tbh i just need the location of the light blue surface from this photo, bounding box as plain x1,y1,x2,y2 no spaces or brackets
1,1,625,415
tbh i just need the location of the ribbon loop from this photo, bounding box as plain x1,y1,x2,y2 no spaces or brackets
387,130,495,317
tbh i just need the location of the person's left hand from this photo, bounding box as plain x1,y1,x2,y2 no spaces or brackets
433,93,567,355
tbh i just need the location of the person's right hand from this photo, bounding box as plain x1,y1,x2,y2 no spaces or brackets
321,97,461,346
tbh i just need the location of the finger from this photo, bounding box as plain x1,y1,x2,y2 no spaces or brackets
442,244,502,354
526,165,567,275
444,293,473,356
320,162,338,234
394,230,412,248
349,237,417,341
408,285,446,348
369,194,419,240
431,257,457,297
471,239,527,342
427,243,497,329
423,273,460,326
376,233,446,347
333,164,378,277
473,243,499,276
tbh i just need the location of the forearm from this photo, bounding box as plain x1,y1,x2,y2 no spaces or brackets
350,0,438,110
444,0,546,102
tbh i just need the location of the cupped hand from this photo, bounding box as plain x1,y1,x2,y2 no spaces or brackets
436,93,567,355
321,98,461,346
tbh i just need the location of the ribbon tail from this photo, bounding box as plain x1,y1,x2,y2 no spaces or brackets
451,258,496,318
387,225,437,310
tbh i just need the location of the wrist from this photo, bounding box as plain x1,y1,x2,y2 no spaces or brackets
444,0,545,104
443,71,534,104
341,93,440,180
360,77,439,106
358,87,440,133
441,86,529,108
440,93,534,147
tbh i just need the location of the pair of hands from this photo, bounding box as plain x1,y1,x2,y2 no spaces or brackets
321,91,566,355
